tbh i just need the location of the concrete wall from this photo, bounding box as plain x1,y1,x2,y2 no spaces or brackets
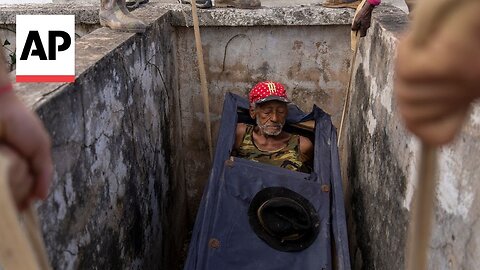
12,6,178,269
345,5,480,270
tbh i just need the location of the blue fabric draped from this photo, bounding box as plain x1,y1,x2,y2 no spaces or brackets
184,93,351,270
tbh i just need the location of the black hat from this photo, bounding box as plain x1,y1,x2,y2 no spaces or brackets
248,187,320,252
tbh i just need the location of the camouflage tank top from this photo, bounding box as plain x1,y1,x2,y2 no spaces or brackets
234,124,304,172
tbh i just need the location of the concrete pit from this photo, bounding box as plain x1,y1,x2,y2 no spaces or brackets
2,1,479,270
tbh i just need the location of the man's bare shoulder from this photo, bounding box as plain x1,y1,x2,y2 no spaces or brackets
236,123,248,133
299,135,314,161
234,123,248,149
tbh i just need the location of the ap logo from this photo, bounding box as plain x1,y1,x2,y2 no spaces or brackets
16,15,75,83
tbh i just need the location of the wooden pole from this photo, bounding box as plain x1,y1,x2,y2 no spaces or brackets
405,145,437,270
0,125,51,270
337,37,360,146
337,0,365,146
191,1,213,162
23,206,52,270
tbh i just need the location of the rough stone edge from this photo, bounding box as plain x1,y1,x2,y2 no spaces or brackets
168,5,354,27
0,2,354,27
0,3,99,25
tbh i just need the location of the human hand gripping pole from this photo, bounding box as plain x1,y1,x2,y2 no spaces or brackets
0,122,51,270
401,0,479,269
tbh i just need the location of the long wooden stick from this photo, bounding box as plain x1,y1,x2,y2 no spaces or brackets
406,145,437,270
23,206,52,270
0,156,51,270
337,36,360,146
337,0,366,146
191,1,213,162
0,156,39,270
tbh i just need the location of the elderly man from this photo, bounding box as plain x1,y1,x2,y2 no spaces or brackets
233,81,313,173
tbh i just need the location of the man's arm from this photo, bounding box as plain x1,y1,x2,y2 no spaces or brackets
395,0,480,145
0,45,53,208
351,0,381,37
299,136,313,162
234,123,248,150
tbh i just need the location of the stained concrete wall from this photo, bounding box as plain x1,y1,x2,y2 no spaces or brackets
345,5,480,270
11,6,178,269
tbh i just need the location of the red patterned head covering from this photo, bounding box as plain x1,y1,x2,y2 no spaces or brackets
249,81,290,105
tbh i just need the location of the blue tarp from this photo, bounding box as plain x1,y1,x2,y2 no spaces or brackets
184,93,351,270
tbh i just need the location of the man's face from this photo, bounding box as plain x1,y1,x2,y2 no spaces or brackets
250,101,288,136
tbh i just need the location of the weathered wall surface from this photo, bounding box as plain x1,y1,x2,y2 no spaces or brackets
345,5,480,270
12,6,178,269
172,8,352,222
3,3,356,269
